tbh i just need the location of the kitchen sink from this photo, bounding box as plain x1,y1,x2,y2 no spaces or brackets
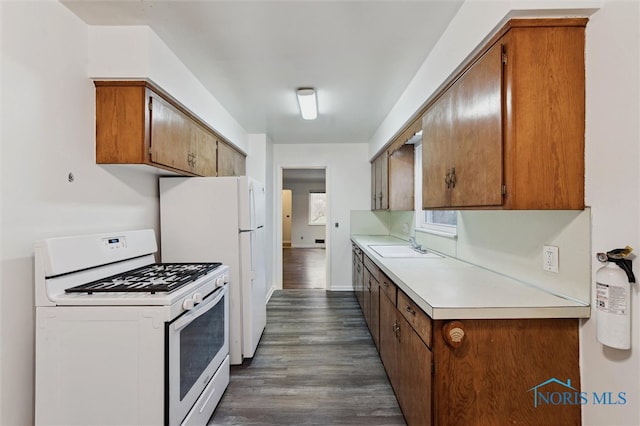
368,244,442,259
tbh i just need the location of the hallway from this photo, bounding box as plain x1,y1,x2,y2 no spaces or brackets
282,248,326,289
208,290,405,425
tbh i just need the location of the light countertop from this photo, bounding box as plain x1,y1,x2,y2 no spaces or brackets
351,235,590,320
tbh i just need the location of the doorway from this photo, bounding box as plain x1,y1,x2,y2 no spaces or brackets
282,168,327,289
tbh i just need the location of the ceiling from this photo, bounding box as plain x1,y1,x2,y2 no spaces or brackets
62,1,464,145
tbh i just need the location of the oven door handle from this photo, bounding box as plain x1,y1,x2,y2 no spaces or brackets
172,286,225,332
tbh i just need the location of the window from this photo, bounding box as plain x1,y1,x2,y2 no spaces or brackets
414,143,457,237
308,192,326,225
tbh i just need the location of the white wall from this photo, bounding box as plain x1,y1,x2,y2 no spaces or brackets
582,2,639,424
273,143,370,290
1,2,159,424
375,1,639,424
88,26,249,153
369,0,600,157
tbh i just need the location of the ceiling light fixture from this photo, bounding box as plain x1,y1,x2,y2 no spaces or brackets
296,88,318,120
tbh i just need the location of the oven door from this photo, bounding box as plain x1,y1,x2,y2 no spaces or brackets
167,284,229,426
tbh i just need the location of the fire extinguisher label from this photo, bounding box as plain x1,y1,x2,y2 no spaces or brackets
596,282,627,315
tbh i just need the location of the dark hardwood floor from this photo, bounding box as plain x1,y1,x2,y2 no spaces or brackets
208,290,405,425
283,248,326,289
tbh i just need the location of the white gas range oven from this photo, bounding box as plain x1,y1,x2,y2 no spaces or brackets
34,229,230,426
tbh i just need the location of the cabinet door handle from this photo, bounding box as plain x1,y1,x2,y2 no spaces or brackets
445,167,457,189
405,305,416,316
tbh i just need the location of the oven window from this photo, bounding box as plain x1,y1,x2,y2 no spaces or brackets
179,293,225,400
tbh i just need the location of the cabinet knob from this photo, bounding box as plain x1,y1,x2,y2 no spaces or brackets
443,321,465,348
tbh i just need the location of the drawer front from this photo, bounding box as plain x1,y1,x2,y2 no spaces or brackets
398,290,432,348
363,255,380,281
379,274,396,306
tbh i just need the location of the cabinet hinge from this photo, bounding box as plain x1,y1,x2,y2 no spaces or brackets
502,184,507,196
148,97,153,111
501,45,507,65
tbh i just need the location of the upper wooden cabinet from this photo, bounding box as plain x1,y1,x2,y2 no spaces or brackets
371,144,414,211
149,93,217,176
422,18,586,210
371,152,388,210
95,81,245,177
217,139,246,177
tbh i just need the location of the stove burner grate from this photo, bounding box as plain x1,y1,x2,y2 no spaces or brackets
65,262,222,294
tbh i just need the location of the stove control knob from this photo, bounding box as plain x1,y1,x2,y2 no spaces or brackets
182,298,195,311
192,293,203,304
215,276,225,287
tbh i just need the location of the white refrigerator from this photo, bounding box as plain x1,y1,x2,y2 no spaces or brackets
159,176,267,365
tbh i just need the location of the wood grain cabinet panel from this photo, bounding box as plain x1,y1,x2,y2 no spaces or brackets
217,140,246,177
380,274,397,306
380,288,433,426
371,144,414,211
352,246,364,309
149,94,218,176
95,80,245,177
363,255,381,350
397,289,432,349
354,244,581,426
433,318,581,426
371,153,388,210
422,18,586,210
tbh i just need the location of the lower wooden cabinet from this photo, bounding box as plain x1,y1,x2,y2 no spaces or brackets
432,318,581,426
360,254,381,350
380,285,433,426
352,245,364,309
353,252,582,426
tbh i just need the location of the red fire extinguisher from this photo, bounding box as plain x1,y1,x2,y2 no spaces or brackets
595,246,635,349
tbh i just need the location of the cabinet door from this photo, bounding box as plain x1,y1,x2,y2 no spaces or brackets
363,268,371,328
397,314,433,426
149,94,197,173
371,154,389,210
371,160,377,210
363,270,380,350
422,42,503,209
370,277,380,350
355,257,364,309
379,291,400,394
422,90,452,209
150,94,217,176
190,126,217,177
217,140,246,176
379,154,389,210
388,144,414,211
448,42,503,208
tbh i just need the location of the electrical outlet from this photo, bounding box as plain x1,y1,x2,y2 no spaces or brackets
543,245,559,273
